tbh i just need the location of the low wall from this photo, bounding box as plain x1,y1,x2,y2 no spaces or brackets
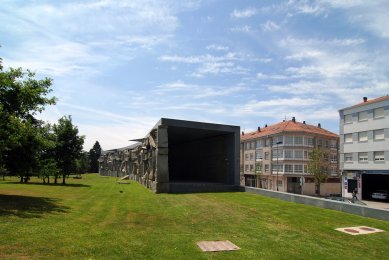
245,186,389,221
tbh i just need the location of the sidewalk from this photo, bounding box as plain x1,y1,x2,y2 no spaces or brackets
362,200,389,211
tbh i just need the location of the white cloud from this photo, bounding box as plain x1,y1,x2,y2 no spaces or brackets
230,8,257,18
323,0,389,38
154,81,246,99
262,20,281,32
159,52,254,76
206,44,229,51
231,25,253,33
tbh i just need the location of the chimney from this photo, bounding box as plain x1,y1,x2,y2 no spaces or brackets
257,126,261,132
303,121,306,124
265,124,268,127
292,117,296,123
242,131,244,135
318,123,321,128
363,97,368,102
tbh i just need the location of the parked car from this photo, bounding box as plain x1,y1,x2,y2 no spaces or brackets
371,190,388,200
325,197,367,206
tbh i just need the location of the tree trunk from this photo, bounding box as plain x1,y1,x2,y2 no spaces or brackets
315,182,321,196
20,176,23,183
43,177,46,184
47,176,50,184
62,174,66,184
54,176,58,184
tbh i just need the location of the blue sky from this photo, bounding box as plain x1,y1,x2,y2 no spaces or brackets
1,0,389,150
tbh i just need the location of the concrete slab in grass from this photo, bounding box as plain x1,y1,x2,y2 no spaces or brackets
197,240,240,252
336,226,384,235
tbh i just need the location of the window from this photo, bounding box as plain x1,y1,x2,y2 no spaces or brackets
344,114,353,124
264,152,269,160
284,150,293,159
256,151,263,160
285,164,293,173
245,165,249,171
256,140,262,148
358,131,368,142
330,140,337,149
374,151,384,161
265,164,269,172
374,129,384,140
317,139,322,147
294,136,303,145
304,165,308,173
344,133,353,143
251,142,255,149
255,163,262,171
358,152,368,162
285,136,293,145
374,107,385,119
272,149,283,159
324,140,329,148
358,111,368,121
272,164,283,172
245,154,249,160
330,167,337,176
245,142,250,149
294,165,303,173
250,164,254,172
294,150,303,159
277,180,282,187
304,151,308,160
331,154,337,163
307,137,313,146
344,153,353,162
272,136,283,146
249,153,254,160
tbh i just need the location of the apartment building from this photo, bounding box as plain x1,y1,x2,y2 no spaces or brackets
241,117,340,196
339,96,389,200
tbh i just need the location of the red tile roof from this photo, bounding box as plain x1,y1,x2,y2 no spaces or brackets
343,95,389,110
241,120,338,141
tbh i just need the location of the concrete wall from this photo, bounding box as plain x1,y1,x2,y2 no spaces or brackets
245,186,389,221
302,183,341,196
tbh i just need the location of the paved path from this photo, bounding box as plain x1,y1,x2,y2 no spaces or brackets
362,200,389,211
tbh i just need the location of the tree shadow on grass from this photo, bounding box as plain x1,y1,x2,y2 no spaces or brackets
1,182,91,188
0,194,70,218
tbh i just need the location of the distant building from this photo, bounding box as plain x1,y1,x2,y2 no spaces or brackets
240,117,340,196
339,96,389,200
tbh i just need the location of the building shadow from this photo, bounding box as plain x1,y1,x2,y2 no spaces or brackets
0,194,70,218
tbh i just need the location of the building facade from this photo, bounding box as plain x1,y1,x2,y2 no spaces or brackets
99,118,240,193
241,118,340,196
339,96,389,200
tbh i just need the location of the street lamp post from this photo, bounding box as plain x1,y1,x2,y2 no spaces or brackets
275,141,283,191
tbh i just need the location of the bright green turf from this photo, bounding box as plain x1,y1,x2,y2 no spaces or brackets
0,174,388,259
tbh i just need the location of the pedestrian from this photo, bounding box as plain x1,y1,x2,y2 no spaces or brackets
352,188,358,200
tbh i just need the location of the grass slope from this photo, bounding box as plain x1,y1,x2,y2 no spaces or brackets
0,174,388,259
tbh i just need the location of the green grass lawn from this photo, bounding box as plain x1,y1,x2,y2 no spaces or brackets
1,174,388,259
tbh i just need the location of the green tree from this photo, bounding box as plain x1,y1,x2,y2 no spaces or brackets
89,141,102,173
307,148,330,196
53,116,84,184
76,151,89,175
0,56,56,180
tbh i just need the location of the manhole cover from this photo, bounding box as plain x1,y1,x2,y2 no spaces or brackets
336,226,384,235
197,240,240,252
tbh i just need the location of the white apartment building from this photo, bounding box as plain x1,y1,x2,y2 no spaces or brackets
240,118,340,196
339,96,389,200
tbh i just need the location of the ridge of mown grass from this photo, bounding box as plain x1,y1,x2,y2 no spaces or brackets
1,174,388,259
